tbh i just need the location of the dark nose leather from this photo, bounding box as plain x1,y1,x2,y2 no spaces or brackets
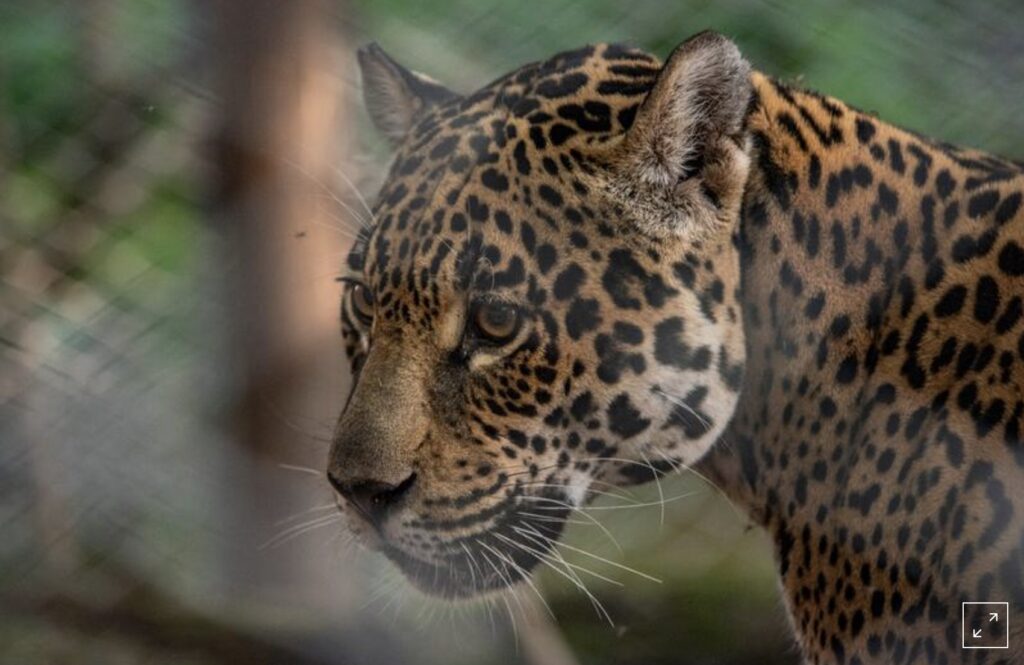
328,471,416,526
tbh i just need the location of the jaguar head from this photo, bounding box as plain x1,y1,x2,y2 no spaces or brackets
327,31,751,598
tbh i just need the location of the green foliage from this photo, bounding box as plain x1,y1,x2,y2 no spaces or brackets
2,1,197,285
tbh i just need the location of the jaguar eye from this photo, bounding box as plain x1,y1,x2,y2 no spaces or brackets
350,283,375,326
472,301,521,345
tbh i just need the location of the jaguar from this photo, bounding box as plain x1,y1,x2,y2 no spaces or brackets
326,30,1024,664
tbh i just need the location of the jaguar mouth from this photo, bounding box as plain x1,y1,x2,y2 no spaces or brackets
382,491,571,599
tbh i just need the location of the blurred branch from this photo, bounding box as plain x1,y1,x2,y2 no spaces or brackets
4,565,336,665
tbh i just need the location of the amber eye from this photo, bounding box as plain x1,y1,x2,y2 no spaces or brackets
472,301,521,345
349,283,374,326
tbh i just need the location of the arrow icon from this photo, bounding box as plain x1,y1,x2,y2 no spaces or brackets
973,629,983,638
990,613,1000,622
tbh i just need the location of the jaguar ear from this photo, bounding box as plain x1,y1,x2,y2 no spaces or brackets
601,31,752,238
357,43,458,145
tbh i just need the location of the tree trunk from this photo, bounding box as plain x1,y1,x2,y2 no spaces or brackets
209,0,354,612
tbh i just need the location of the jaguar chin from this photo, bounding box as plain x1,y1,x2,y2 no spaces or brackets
377,496,571,600
334,466,575,599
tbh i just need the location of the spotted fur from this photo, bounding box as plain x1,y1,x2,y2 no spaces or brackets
328,32,1024,664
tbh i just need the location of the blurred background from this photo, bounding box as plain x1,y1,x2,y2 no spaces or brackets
2,1,1022,664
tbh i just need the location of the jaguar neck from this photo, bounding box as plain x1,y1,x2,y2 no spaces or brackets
697,71,1019,523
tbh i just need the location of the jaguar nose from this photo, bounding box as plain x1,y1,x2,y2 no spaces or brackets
328,471,417,527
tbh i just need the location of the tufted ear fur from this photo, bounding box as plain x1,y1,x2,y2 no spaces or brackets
357,43,458,145
600,31,752,239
